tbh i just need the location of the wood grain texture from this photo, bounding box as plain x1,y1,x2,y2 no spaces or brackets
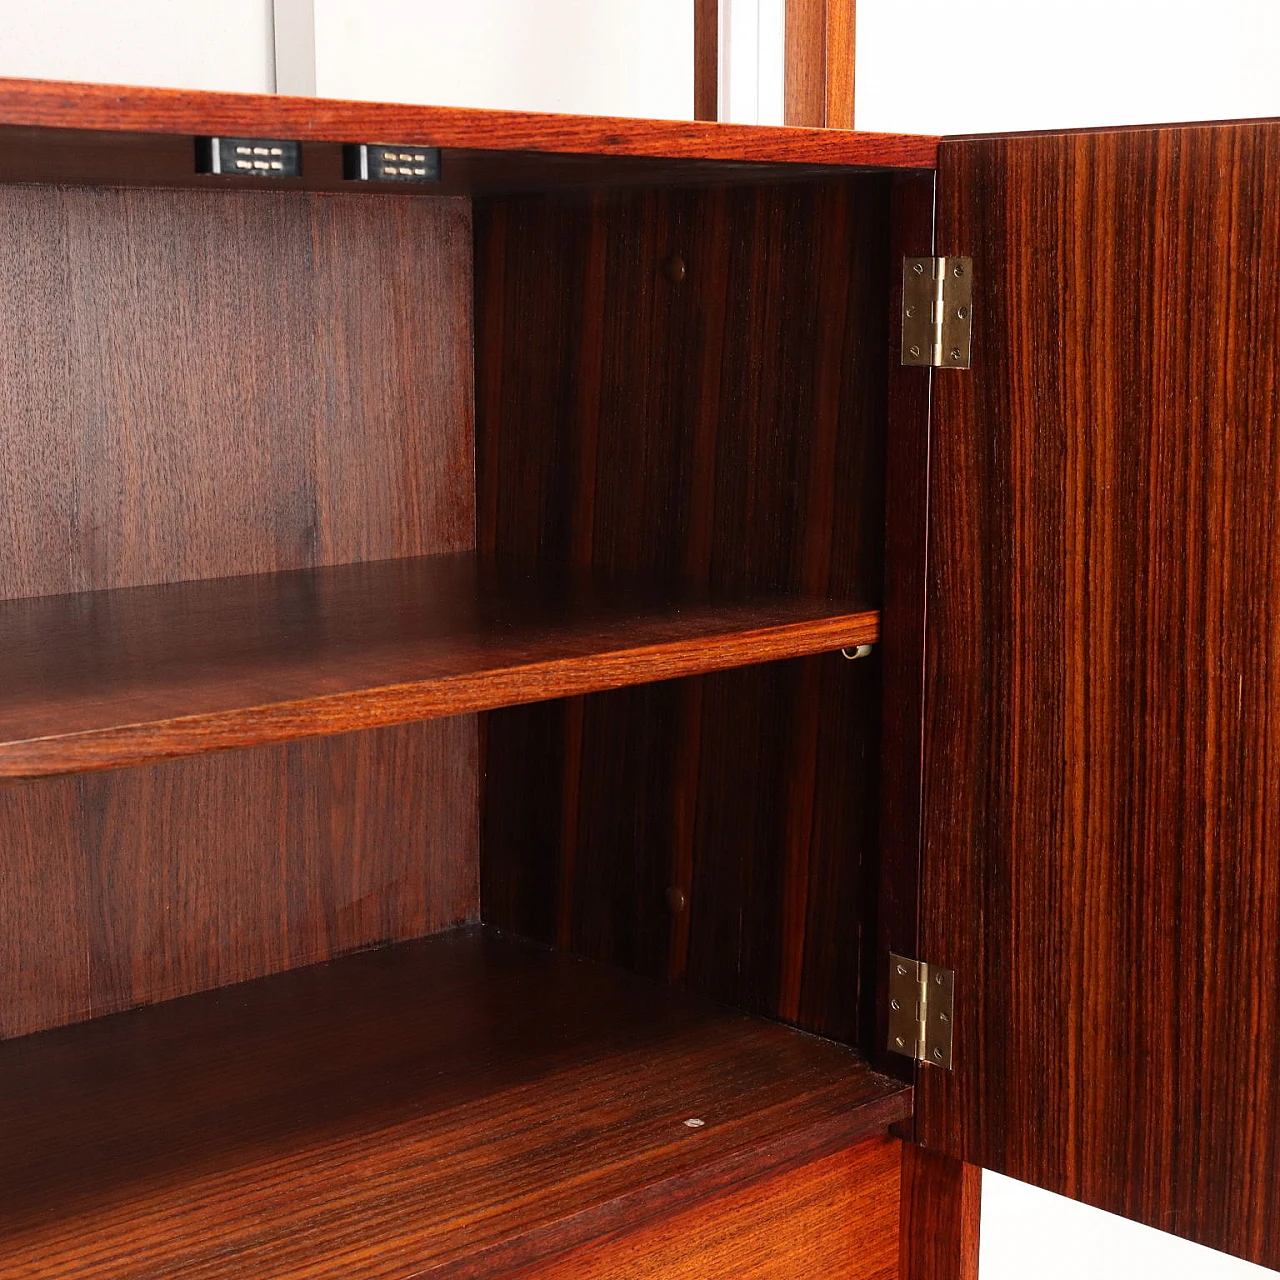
0,183,473,600
0,719,478,1038
0,927,911,1279
0,125,914,197
824,0,857,130
785,0,828,128
875,170,935,1074
519,1136,901,1280
784,0,856,129
477,178,892,1047
899,1145,980,1280
0,76,938,167
920,120,1280,1266
0,553,876,778
694,0,719,122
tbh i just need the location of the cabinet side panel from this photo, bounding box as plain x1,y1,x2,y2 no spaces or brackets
0,719,479,1038
921,122,1280,1267
477,180,891,1044
0,185,474,599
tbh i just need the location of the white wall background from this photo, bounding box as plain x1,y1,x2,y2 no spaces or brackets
855,0,1280,134
310,0,691,118
0,0,275,92
0,2,1277,1277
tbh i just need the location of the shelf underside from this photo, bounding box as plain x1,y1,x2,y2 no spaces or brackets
0,926,911,1280
0,552,878,778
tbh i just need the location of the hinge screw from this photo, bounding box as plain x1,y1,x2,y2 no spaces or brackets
912,262,925,275
935,971,945,984
956,306,969,319
950,349,962,362
952,264,965,277
905,305,916,317
908,345,921,358
890,998,901,1010
896,964,908,976
895,1036,906,1047
933,1048,944,1061
939,1011,949,1022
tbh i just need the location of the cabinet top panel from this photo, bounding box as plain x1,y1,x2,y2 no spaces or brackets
0,76,938,175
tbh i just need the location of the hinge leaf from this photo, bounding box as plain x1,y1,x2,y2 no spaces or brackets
887,951,955,1068
901,256,972,369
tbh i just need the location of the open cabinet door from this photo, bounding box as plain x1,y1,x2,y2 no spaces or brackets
918,119,1280,1269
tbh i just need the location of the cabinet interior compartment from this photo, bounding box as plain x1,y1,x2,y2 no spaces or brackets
0,136,918,1280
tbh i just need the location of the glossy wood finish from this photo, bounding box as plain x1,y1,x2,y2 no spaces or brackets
520,1137,901,1280
0,927,911,1279
0,77,938,168
784,0,856,129
0,719,478,1038
477,177,892,1045
920,120,1280,1267
899,1146,980,1280
694,0,719,122
0,553,876,778
0,184,473,599
0,176,481,1030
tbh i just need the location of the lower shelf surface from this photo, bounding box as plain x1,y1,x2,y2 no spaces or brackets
0,926,910,1280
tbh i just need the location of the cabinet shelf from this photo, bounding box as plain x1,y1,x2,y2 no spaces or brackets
0,927,910,1280
0,552,878,779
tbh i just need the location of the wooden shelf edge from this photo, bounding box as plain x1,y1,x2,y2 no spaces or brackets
0,77,940,169
0,608,878,780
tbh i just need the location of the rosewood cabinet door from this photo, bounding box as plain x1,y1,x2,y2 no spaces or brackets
918,120,1280,1269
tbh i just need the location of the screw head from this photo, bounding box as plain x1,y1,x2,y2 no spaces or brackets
933,1047,944,1061
935,971,946,983
905,304,917,317
908,345,921,358
890,998,901,1011
895,1036,906,1047
896,964,908,976
956,305,969,319
953,264,965,277
939,1011,949,1022
912,262,925,275
950,348,963,361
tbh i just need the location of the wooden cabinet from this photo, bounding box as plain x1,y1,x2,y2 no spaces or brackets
0,78,1274,1278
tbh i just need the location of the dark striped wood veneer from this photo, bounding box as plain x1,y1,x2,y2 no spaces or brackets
919,119,1280,1269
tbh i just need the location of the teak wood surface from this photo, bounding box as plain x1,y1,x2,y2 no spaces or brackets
0,719,479,1039
0,553,876,777
921,119,1280,1269
0,76,938,168
0,174,483,1034
0,928,911,1279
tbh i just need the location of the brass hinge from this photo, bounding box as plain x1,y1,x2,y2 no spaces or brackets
901,256,972,369
887,952,955,1068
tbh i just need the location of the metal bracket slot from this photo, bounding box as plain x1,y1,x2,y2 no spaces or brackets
887,952,955,1068
902,256,972,369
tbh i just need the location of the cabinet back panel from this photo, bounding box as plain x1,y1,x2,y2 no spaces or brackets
0,719,479,1038
0,184,479,1038
477,179,891,1044
0,185,474,600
